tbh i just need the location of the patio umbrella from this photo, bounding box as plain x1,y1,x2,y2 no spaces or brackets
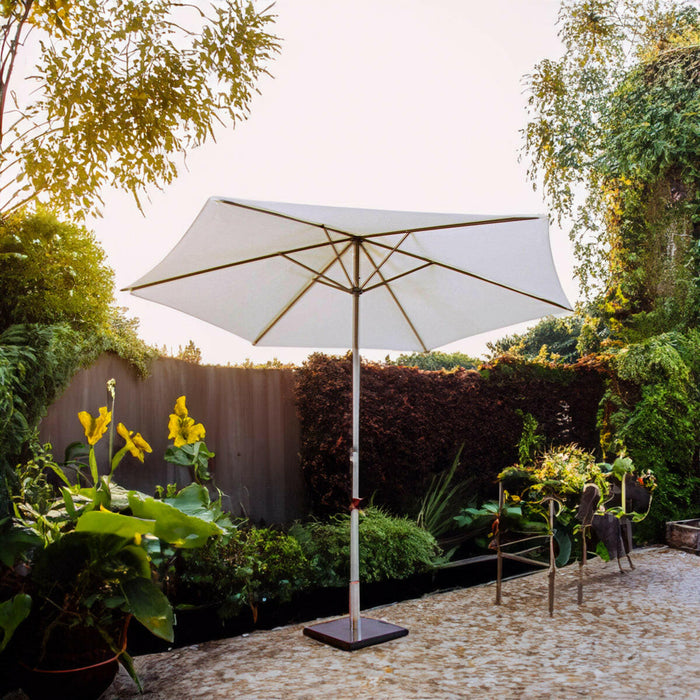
124,196,572,649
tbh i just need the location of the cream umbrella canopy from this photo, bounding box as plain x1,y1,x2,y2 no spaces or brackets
125,197,572,649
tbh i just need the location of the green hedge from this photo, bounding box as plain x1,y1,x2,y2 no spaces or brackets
290,507,440,588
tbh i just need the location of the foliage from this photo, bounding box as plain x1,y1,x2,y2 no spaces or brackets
516,411,545,466
523,0,700,299
602,331,700,537
12,531,173,665
1,386,229,691
453,500,546,539
487,315,586,363
290,507,441,589
0,209,114,332
497,445,655,563
95,307,157,379
175,527,309,623
0,594,30,653
176,341,203,365
228,357,297,369
416,445,472,538
0,324,88,517
0,210,155,379
234,528,309,623
0,0,280,218
524,0,700,543
510,444,608,499
295,353,604,515
390,351,480,371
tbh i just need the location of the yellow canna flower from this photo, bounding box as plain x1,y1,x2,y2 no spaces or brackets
117,423,153,462
167,396,206,447
78,406,112,445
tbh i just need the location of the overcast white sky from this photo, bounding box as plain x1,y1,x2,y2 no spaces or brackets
90,0,572,366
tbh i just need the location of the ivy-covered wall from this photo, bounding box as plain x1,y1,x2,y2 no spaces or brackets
295,353,605,515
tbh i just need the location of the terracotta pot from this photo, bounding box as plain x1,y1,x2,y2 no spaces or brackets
18,651,121,700
17,616,130,700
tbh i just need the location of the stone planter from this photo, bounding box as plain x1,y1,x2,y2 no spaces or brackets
666,518,700,553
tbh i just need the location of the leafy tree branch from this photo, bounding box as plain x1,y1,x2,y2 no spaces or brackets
0,0,279,218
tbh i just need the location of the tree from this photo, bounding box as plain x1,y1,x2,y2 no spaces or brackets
486,311,611,362
0,1,279,218
523,0,700,302
177,340,202,365
487,315,585,363
0,210,155,375
0,208,114,331
390,351,480,371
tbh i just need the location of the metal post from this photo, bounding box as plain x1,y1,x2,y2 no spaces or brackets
548,498,555,617
349,240,361,640
578,526,587,605
496,481,503,605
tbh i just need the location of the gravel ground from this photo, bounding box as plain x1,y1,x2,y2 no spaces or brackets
102,546,698,700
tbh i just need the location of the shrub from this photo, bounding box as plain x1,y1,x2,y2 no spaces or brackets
176,527,310,623
603,331,700,538
0,325,89,518
295,353,605,515
290,507,440,588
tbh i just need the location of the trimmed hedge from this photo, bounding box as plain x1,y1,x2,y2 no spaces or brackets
295,353,605,515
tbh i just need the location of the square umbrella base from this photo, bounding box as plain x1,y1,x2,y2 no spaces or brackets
303,616,408,651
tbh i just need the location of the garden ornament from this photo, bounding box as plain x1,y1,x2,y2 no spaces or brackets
125,197,572,649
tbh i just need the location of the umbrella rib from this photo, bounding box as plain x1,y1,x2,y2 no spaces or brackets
357,215,540,240
360,231,412,291
323,226,354,288
360,243,429,353
253,241,354,345
369,239,573,311
363,262,433,292
122,239,346,292
220,199,537,240
280,253,351,293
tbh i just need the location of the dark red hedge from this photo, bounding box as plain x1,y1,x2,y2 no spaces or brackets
295,353,606,516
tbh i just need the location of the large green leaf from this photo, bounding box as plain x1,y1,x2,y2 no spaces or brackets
75,510,156,540
163,483,230,526
122,578,174,643
128,492,223,548
554,528,572,567
0,593,32,652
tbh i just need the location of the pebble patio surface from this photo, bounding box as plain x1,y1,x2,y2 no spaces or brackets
105,547,699,699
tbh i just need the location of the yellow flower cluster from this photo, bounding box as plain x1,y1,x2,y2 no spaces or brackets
167,396,206,447
78,406,111,445
78,406,152,462
117,423,153,463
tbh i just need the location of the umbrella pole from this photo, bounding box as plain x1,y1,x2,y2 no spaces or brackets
349,265,361,639
302,239,407,650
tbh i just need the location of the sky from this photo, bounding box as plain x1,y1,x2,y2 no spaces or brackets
89,0,572,366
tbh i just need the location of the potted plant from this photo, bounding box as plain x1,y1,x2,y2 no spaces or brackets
0,383,231,698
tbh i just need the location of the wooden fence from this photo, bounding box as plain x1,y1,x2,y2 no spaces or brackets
39,354,306,524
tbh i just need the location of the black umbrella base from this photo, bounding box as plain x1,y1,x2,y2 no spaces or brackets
303,616,408,651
